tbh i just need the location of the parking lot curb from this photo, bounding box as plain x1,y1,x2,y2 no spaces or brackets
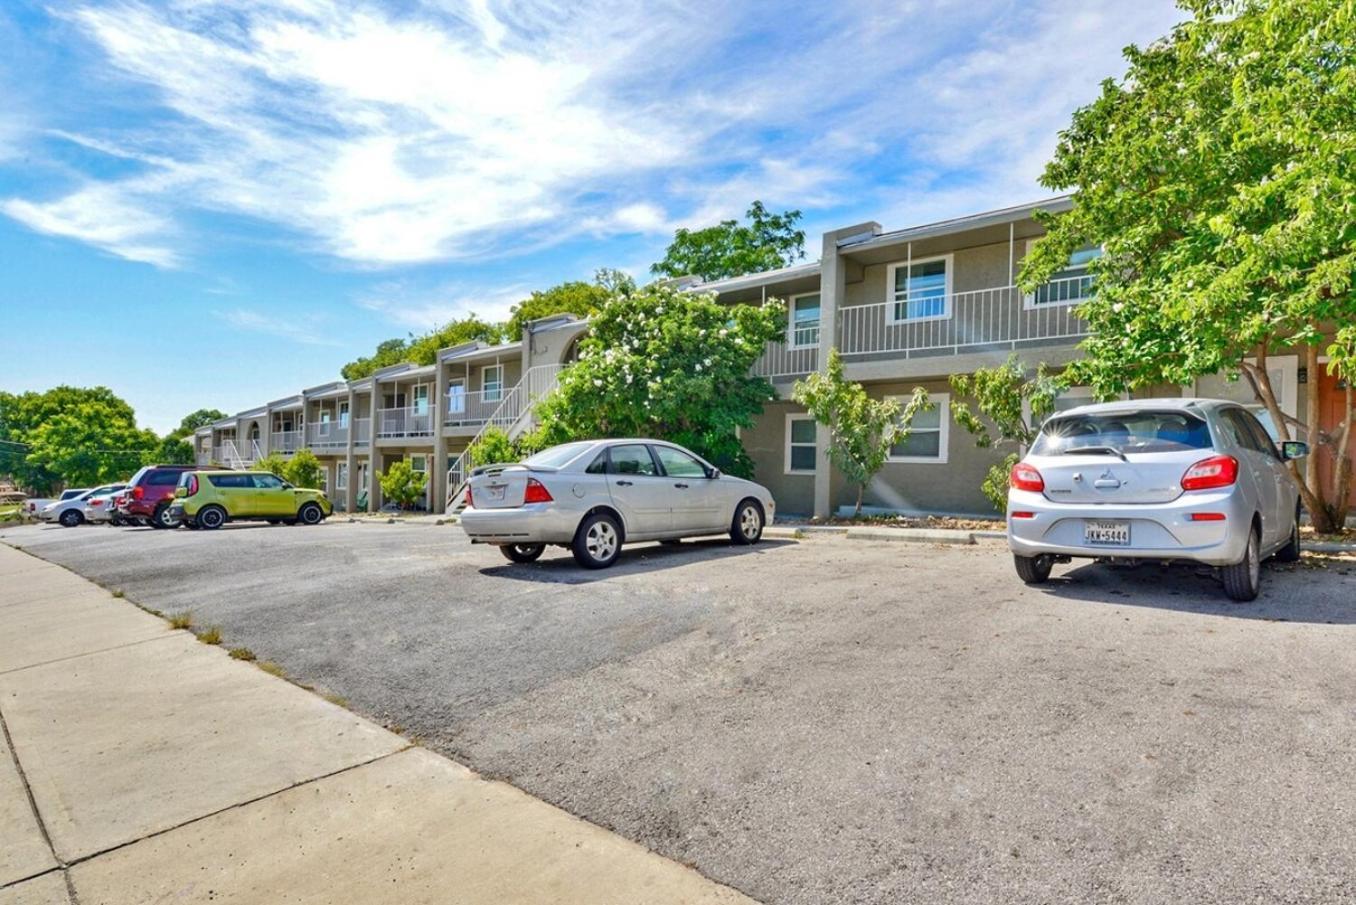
1306,541,1356,555
845,527,977,545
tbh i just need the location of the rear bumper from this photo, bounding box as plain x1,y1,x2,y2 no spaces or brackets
1006,488,1253,567
460,505,579,545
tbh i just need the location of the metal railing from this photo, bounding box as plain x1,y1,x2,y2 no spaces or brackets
444,389,507,427
270,430,302,454
836,281,1089,358
445,364,564,505
306,422,349,449
376,406,434,439
353,417,371,446
752,341,819,378
220,439,261,469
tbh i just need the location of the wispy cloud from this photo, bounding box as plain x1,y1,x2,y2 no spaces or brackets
214,308,341,346
356,280,531,331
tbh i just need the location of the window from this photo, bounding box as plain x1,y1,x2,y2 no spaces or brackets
888,393,948,463
1026,243,1101,306
1221,409,1278,458
524,441,595,469
208,474,253,489
447,380,466,414
789,293,820,348
606,444,659,476
253,473,285,489
1033,409,1212,455
483,366,504,402
339,401,349,428
785,415,817,474
887,255,951,323
413,385,430,415
148,469,186,486
337,463,348,488
410,454,428,474
653,445,707,478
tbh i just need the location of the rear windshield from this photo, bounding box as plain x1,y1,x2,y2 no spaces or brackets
1032,410,1213,455
523,442,595,469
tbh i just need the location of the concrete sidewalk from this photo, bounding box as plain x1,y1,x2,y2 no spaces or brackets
0,543,756,905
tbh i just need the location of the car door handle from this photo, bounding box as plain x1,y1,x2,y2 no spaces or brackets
615,480,633,487
674,483,689,489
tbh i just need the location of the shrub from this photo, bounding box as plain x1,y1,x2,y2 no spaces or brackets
282,448,324,489
379,459,427,510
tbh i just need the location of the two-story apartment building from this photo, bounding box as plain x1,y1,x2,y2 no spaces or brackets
193,195,1325,519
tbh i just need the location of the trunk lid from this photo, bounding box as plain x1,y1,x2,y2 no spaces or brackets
1029,449,1203,504
467,464,555,509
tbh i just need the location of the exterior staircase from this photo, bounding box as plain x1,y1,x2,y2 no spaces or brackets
220,439,261,470
445,364,564,511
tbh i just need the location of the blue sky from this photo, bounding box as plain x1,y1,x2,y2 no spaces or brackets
0,0,1182,433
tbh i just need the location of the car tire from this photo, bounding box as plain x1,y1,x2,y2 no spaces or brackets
59,509,84,528
1222,526,1262,602
500,543,545,563
197,505,227,530
1274,506,1301,563
150,504,180,529
298,503,324,526
572,512,622,569
730,498,765,545
1013,553,1053,584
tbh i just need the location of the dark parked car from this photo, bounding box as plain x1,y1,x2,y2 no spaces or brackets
118,464,201,528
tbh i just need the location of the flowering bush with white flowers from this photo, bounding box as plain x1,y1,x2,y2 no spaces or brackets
533,283,786,477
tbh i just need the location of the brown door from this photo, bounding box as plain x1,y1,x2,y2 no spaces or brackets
1316,369,1355,507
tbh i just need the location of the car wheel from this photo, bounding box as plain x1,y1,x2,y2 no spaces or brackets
1013,553,1053,584
298,502,324,526
500,543,545,563
197,505,227,530
572,512,622,569
1222,526,1261,602
1274,506,1301,563
729,498,765,545
150,504,180,529
59,509,84,528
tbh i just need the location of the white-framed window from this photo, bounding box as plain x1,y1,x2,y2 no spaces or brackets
483,365,504,402
886,254,952,324
412,384,430,415
785,414,817,474
339,401,349,428
887,392,949,463
447,379,466,414
1024,241,1101,307
337,462,348,489
789,292,821,349
410,454,427,473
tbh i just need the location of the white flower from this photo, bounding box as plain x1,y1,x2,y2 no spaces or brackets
593,378,603,387
695,363,703,372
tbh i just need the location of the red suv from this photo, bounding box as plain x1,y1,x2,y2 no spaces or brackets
119,464,201,528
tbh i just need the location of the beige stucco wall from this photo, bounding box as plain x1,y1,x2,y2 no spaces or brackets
743,402,816,516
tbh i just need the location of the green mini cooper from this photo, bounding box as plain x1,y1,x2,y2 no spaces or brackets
170,471,332,530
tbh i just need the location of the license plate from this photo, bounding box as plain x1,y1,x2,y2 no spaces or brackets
1084,519,1130,546
486,484,506,501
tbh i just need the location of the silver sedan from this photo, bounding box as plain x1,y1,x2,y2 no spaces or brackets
460,439,777,568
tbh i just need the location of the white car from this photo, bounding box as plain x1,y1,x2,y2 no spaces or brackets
1007,399,1307,601
42,484,124,527
83,486,129,524
26,488,86,519
461,439,776,568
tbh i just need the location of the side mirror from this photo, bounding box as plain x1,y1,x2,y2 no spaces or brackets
174,487,187,498
706,467,721,480
282,481,295,489
1281,440,1309,461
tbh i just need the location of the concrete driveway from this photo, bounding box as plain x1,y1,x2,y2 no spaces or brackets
3,520,1355,904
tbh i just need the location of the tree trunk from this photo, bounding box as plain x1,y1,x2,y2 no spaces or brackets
854,483,864,518
1332,380,1354,528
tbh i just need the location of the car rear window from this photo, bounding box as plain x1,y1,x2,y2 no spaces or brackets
523,442,594,469
146,470,184,486
1032,410,1213,455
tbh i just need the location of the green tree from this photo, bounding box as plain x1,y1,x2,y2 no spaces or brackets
533,283,785,476
792,350,930,516
0,387,159,491
255,452,288,478
949,356,1068,511
152,436,195,465
379,459,426,510
282,449,324,489
504,269,635,339
1023,0,1356,531
342,317,504,380
467,427,520,468
650,201,806,281
169,408,226,440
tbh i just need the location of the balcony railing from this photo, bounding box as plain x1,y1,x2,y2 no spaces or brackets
354,417,371,446
445,390,506,427
376,406,433,439
752,341,819,379
306,422,349,449
270,430,302,454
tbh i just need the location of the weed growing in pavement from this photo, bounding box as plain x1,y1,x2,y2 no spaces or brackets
228,647,256,661
167,611,193,630
111,589,125,598
257,661,285,678
323,694,350,708
195,625,222,645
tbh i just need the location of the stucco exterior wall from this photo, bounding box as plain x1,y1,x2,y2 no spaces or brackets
743,402,816,516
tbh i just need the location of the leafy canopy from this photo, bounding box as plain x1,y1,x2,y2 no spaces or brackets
793,350,930,516
169,408,226,440
533,283,785,477
282,448,325,489
341,316,504,380
0,386,161,491
1022,0,1356,527
379,459,427,510
650,201,806,282
503,269,634,340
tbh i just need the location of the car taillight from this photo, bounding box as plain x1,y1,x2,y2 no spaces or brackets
464,486,473,508
187,475,198,496
90,499,103,506
1181,455,1238,491
133,486,144,500
523,478,553,504
1009,462,1044,493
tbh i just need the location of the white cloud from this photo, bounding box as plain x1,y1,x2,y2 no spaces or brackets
214,308,341,346
356,280,530,331
1,179,180,267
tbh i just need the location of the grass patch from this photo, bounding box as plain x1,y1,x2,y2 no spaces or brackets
195,625,222,645
167,611,193,630
256,661,285,678
228,647,256,661
111,589,125,599
323,693,350,709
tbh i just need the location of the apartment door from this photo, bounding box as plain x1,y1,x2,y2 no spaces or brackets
1317,369,1355,507
447,379,466,418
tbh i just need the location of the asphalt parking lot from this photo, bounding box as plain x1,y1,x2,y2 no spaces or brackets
4,519,1356,905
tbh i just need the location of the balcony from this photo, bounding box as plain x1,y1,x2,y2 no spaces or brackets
306,422,349,449
376,406,433,439
270,430,302,454
354,417,371,446
753,280,1091,378
444,390,505,428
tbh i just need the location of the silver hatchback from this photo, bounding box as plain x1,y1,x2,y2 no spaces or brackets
460,439,777,568
1007,399,1308,601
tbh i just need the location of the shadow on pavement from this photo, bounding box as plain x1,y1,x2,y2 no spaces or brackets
479,538,795,584
1034,556,1356,624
